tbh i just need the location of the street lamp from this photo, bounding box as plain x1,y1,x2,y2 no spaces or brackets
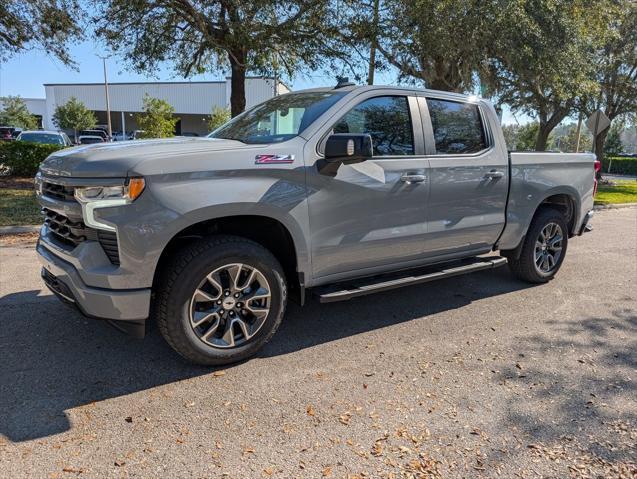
97,55,113,139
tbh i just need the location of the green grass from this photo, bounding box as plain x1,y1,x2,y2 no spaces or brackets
0,188,41,226
595,180,637,205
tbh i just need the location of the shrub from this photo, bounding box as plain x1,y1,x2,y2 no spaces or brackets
602,156,637,176
135,94,178,138
0,141,65,176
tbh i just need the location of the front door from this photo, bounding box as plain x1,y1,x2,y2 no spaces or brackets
306,93,430,281
421,96,509,257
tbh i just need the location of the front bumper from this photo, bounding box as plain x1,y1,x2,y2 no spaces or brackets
37,240,151,330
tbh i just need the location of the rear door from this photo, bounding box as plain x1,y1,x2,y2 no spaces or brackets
306,91,430,281
420,95,508,258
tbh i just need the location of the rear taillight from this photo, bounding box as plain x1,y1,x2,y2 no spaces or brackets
593,159,601,196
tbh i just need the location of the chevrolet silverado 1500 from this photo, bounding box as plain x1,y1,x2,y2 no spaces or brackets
35,84,597,365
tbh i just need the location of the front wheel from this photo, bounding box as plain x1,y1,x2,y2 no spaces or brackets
155,235,287,365
506,207,568,284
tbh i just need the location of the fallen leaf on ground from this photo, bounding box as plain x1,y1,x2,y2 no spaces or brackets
339,412,352,425
62,466,84,473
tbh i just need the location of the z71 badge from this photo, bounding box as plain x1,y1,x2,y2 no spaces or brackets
255,154,295,164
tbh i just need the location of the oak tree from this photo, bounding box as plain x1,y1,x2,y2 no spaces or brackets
0,0,82,66
94,0,341,117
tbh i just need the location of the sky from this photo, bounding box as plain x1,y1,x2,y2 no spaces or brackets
1,40,527,125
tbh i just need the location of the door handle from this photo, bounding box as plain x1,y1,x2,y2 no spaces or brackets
400,173,426,184
483,170,504,179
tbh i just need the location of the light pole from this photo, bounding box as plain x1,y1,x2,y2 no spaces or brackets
98,55,113,139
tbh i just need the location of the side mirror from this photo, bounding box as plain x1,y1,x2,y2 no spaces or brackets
319,133,373,175
325,133,373,163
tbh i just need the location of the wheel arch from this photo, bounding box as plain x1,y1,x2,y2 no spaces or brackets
501,189,579,259
152,206,309,302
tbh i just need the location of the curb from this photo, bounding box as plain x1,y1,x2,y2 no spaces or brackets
593,202,637,210
0,225,40,235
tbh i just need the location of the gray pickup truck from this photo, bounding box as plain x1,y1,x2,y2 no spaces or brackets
35,84,597,365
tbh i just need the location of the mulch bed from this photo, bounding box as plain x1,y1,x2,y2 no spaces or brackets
0,176,34,190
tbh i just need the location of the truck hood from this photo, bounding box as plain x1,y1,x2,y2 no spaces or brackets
39,137,251,178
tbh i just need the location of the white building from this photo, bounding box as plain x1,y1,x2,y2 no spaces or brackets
19,77,288,136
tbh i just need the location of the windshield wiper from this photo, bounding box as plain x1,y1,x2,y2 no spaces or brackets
212,135,247,144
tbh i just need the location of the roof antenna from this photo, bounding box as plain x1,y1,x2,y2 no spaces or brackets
335,76,355,89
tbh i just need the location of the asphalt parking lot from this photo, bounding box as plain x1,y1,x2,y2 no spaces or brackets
0,208,635,478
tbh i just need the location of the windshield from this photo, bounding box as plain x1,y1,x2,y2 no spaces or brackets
19,133,64,145
208,91,346,144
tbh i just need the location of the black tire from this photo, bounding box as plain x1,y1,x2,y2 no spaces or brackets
506,207,569,284
155,235,287,366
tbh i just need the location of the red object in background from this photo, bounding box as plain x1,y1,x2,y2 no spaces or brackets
593,159,601,196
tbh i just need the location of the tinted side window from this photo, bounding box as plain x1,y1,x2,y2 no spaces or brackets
426,99,487,154
333,96,414,156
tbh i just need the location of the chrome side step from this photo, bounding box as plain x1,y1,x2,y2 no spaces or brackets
316,256,508,303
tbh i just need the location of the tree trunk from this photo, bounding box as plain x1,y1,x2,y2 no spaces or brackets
534,123,552,151
367,0,380,85
229,50,246,118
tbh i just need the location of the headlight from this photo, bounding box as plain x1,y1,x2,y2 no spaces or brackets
74,177,145,203
74,177,145,231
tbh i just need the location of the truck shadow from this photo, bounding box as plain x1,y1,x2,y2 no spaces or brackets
0,267,531,442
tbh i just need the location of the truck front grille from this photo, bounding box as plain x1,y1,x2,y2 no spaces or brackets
42,182,76,201
43,208,120,265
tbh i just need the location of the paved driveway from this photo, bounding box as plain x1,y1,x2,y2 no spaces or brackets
0,208,635,478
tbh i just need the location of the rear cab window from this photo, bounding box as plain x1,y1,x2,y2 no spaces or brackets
426,98,488,154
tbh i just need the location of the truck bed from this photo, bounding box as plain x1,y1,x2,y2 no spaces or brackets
497,152,596,250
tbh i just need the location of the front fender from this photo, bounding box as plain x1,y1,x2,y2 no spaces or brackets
96,169,311,288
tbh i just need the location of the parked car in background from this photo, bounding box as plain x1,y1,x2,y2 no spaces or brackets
0,126,17,141
16,130,73,146
79,129,110,142
113,131,132,141
78,135,105,145
11,128,23,139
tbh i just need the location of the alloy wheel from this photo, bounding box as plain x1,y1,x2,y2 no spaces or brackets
188,263,271,348
534,222,563,274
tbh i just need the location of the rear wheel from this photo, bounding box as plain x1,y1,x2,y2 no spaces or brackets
155,235,287,365
506,207,568,283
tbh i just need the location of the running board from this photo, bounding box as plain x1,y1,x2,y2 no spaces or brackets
316,256,508,303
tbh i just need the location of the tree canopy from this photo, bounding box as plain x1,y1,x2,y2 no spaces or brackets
372,0,496,92
579,0,637,160
0,0,82,66
94,0,343,116
483,0,613,150
0,96,38,130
